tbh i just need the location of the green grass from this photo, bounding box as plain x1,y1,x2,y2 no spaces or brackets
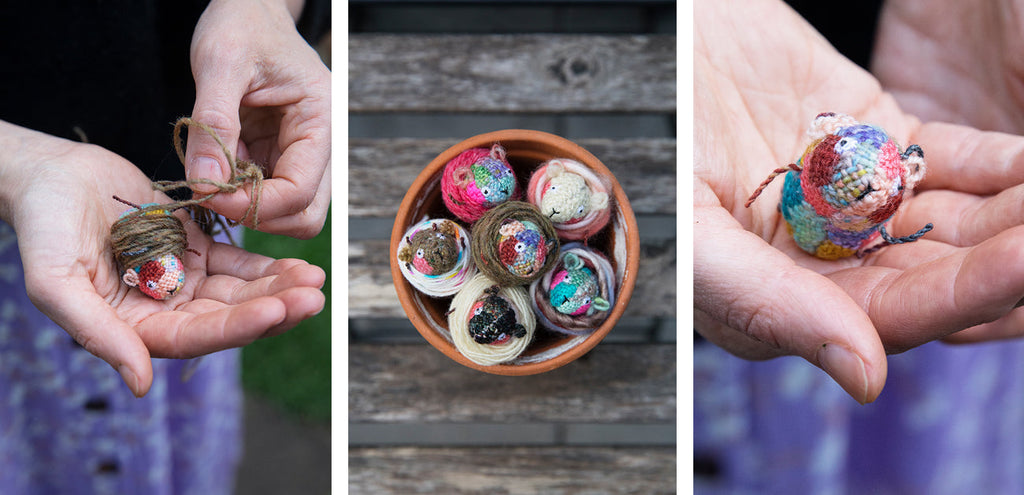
240,209,331,422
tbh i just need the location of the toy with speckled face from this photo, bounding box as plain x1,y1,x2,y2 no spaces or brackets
745,112,933,259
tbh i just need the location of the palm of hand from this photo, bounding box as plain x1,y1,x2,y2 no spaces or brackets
13,140,324,396
696,0,1024,402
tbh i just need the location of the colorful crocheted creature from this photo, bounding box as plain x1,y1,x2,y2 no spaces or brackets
442,144,518,223
497,219,548,277
745,112,932,259
122,253,185,300
111,202,188,300
527,158,613,240
468,286,527,345
549,253,610,316
398,219,460,275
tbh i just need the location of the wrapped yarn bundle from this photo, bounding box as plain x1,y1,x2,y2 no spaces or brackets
396,218,475,297
527,158,612,240
470,201,559,287
109,200,188,300
441,143,519,223
448,273,536,366
530,243,615,335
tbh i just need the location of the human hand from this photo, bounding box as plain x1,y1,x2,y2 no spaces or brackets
185,0,330,239
873,0,1024,134
0,122,326,397
696,0,1024,403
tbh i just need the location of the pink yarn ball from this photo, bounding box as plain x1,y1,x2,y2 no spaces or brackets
441,144,520,223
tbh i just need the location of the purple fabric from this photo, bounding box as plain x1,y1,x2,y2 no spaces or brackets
694,337,1024,494
0,221,241,494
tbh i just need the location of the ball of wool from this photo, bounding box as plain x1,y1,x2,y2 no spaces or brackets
529,243,616,335
471,201,559,287
396,218,476,297
526,158,612,240
448,272,535,366
110,202,188,300
441,144,519,223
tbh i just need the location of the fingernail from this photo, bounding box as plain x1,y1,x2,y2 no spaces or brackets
817,343,869,404
189,156,222,181
118,365,142,398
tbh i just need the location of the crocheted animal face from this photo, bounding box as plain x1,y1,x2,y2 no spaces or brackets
468,287,527,345
549,254,610,316
469,157,516,206
398,220,460,275
747,112,930,259
539,163,609,223
497,219,548,277
122,253,185,300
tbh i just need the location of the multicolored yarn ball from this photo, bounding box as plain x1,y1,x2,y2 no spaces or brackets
109,199,188,300
471,201,559,287
396,218,476,297
745,112,933,259
441,143,520,223
448,272,535,366
530,243,616,335
527,158,612,240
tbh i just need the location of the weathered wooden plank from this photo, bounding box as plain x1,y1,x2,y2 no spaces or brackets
349,236,675,319
349,446,676,495
349,343,675,424
349,137,676,217
349,34,675,113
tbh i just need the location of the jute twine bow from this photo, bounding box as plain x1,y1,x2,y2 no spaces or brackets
110,117,265,271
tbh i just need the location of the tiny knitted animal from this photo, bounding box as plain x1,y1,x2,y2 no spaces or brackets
442,144,518,223
745,112,932,259
468,286,527,345
398,220,460,275
549,253,610,316
123,253,185,300
497,219,547,277
538,162,609,223
110,201,188,300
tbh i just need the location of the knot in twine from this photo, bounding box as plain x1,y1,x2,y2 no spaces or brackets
110,117,265,274
470,201,559,287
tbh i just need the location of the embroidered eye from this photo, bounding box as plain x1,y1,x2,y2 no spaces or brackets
549,185,558,192
582,297,591,305
146,281,157,290
480,187,491,196
416,249,425,258
515,242,526,252
474,306,483,316
575,205,585,216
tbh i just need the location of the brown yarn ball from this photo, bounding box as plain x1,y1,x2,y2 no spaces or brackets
470,201,559,287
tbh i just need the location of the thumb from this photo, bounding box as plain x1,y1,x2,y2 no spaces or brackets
695,206,888,404
185,62,248,196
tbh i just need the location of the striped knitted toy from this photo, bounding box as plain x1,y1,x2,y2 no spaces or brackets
745,112,932,259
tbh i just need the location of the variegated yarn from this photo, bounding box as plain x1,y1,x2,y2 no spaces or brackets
397,218,475,297
745,112,932,259
530,243,615,335
470,201,559,287
527,158,612,240
448,272,535,366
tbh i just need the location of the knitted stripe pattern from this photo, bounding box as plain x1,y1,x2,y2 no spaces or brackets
448,273,535,366
396,218,476,297
752,112,930,259
526,158,612,240
441,144,519,223
470,201,560,287
529,242,616,335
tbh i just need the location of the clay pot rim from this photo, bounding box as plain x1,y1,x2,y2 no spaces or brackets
390,129,641,375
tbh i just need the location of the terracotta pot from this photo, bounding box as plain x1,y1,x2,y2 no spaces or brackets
390,129,640,375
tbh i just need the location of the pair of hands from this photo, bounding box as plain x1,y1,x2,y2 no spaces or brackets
0,0,329,397
695,0,1024,403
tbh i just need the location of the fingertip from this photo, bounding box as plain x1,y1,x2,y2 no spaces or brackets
118,362,153,398
816,342,887,404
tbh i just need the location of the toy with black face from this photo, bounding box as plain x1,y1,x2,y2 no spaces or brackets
467,286,527,345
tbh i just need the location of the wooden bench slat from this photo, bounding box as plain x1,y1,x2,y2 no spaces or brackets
349,236,675,319
349,343,675,424
350,446,676,495
349,34,676,113
349,137,676,217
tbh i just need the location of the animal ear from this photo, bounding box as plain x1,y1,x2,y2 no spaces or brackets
122,270,139,287
807,112,857,141
438,220,457,236
591,192,609,210
547,161,565,177
398,246,413,262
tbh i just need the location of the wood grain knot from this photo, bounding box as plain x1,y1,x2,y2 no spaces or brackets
549,55,599,87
